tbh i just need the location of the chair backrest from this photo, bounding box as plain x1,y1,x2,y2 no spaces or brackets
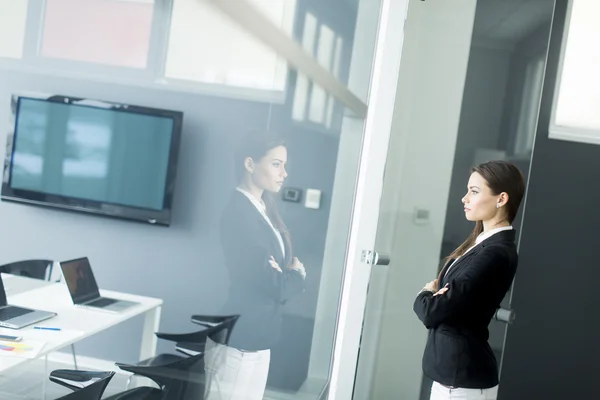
203,315,239,345
117,316,240,399
0,259,54,281
50,370,115,400
117,353,205,400
190,315,240,345
155,315,240,349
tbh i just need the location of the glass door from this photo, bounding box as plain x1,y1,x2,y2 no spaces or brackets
352,0,554,399
200,0,409,399
0,0,407,398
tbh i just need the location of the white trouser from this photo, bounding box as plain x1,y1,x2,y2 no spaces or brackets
204,337,271,400
430,381,499,400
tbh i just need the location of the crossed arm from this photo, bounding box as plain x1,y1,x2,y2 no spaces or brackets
413,248,508,329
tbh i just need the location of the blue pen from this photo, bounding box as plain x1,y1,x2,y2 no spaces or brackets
34,327,61,331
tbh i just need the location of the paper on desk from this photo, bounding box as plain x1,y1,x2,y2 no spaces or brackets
0,339,46,359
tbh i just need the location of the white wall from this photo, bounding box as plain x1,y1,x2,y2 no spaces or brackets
356,1,478,399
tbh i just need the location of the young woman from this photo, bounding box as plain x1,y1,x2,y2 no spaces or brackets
413,160,525,400
204,131,306,400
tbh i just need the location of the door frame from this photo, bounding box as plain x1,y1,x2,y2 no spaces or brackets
325,1,409,398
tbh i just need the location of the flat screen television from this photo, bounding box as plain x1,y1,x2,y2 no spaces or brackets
2,93,183,226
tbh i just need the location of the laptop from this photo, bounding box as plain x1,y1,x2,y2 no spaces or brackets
60,257,137,313
0,274,56,329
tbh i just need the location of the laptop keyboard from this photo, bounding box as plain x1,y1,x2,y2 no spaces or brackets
0,306,33,321
87,298,117,307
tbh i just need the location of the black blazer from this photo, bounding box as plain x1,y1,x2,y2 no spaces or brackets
413,229,518,389
219,190,305,351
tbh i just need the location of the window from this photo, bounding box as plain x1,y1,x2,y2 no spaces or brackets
41,0,155,68
0,0,28,59
165,0,296,91
550,0,600,144
292,12,344,129
0,0,298,102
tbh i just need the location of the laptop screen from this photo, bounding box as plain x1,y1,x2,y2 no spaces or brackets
60,257,100,304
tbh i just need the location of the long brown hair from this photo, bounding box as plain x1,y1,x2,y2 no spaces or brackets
234,131,293,266
440,161,525,278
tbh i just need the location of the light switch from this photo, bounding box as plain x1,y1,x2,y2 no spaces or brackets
282,187,302,203
305,189,321,210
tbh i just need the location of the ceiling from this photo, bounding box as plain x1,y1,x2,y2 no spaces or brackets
472,0,555,46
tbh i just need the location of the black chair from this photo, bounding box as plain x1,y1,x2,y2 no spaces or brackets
122,315,239,388
174,314,239,352
0,259,79,369
0,259,56,281
50,369,115,400
109,315,239,400
190,314,238,330
108,353,205,400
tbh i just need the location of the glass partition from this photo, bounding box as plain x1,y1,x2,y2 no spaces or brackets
0,0,388,399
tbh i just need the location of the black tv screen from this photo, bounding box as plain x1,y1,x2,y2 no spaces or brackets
2,94,183,226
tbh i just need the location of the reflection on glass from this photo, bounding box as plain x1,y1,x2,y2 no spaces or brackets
0,0,382,399
11,99,173,210
166,0,296,90
0,0,28,59
62,119,111,179
41,0,154,68
292,13,318,122
206,131,307,399
514,57,544,156
293,12,345,129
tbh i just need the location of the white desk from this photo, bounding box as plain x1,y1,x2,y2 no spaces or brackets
0,273,162,375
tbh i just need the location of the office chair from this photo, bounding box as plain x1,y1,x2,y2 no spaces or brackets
0,259,57,281
50,369,115,400
121,314,238,389
190,314,238,329
107,352,205,400
110,315,239,400
178,314,239,352
0,259,78,369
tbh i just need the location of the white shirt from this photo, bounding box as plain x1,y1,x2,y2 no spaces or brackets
444,225,513,278
236,187,286,259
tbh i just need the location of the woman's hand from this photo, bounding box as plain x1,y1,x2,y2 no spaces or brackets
269,256,282,272
290,257,307,279
290,257,304,271
424,279,439,293
433,284,449,297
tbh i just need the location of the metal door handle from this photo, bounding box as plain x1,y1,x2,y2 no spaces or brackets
494,308,515,324
361,250,390,266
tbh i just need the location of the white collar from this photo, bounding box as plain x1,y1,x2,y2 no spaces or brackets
236,187,266,214
476,225,513,245
236,187,286,258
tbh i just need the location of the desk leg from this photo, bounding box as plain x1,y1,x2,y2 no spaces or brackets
140,305,161,361
131,306,161,389
41,355,48,400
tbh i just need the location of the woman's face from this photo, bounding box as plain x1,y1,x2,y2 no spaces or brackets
249,145,288,193
462,172,504,222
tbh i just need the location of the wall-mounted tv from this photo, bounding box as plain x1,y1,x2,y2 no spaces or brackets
2,93,183,226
